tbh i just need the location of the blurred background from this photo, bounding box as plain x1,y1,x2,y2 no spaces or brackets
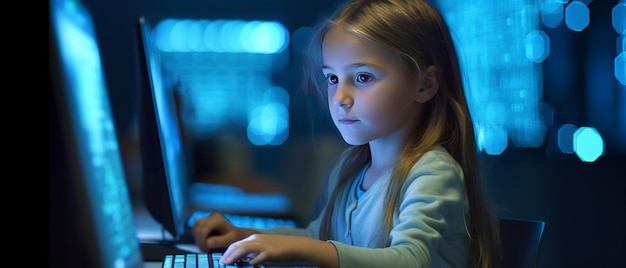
77,0,624,266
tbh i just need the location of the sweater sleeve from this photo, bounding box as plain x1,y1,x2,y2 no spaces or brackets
255,213,322,239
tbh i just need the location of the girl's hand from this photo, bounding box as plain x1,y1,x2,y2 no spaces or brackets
190,213,257,252
220,234,339,267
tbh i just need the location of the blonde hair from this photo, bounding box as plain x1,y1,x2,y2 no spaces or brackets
302,0,501,267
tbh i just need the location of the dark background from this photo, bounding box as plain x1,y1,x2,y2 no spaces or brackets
77,0,625,267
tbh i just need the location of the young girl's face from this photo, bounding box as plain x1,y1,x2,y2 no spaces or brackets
322,25,423,146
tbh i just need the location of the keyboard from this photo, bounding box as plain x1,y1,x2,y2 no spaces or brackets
187,211,296,229
162,252,251,268
162,252,319,268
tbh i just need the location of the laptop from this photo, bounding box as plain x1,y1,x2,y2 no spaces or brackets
49,0,146,266
135,16,302,262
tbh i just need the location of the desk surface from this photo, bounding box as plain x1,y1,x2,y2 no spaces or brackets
144,262,162,267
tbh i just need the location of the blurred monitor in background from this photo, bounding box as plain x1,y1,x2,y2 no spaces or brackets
49,0,144,266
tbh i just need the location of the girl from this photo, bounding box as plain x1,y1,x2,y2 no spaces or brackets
191,0,501,267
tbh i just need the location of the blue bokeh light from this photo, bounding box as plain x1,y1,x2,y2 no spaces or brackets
616,52,626,85
247,103,289,146
478,126,508,155
251,21,289,54
557,124,577,154
220,20,246,53
613,3,625,34
573,127,605,162
246,86,290,146
525,30,550,63
565,1,590,32
154,19,289,54
541,0,564,28
204,19,224,52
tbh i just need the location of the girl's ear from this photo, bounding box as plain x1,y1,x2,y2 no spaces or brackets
415,65,439,103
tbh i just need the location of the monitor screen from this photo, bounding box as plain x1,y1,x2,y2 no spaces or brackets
48,0,144,267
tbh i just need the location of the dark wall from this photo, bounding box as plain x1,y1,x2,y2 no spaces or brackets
481,149,625,267
80,0,625,266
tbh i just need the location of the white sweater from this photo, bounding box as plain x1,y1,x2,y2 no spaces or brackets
260,146,471,267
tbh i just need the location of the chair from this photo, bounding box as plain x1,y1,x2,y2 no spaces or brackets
499,218,546,268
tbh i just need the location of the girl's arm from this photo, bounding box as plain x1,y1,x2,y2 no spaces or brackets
220,234,339,268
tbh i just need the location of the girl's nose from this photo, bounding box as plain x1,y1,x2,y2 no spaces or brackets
332,83,353,108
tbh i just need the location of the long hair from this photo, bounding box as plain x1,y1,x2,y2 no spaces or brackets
302,0,501,267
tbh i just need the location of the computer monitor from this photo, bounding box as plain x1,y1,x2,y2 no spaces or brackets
134,17,295,245
135,16,191,240
49,0,144,267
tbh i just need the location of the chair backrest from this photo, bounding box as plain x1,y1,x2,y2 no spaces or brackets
499,218,546,268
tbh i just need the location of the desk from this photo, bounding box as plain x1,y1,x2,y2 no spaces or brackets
132,200,319,268
133,200,202,264
133,200,175,241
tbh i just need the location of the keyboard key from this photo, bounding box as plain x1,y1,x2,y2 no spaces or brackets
162,253,210,268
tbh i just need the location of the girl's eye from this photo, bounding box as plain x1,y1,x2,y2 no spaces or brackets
356,73,372,83
326,75,338,85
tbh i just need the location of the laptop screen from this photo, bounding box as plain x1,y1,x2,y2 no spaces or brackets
136,16,191,240
49,0,144,267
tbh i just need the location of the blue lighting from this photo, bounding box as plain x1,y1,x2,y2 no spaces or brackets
247,87,290,146
436,0,547,154
247,102,289,146
154,19,289,54
541,0,564,28
617,52,626,85
557,124,577,154
525,30,550,63
170,19,192,52
478,126,508,155
573,127,605,162
565,1,590,32
613,3,625,35
250,21,289,54
220,20,245,53
153,18,290,146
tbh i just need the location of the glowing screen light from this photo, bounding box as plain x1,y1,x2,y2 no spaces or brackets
573,127,605,162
